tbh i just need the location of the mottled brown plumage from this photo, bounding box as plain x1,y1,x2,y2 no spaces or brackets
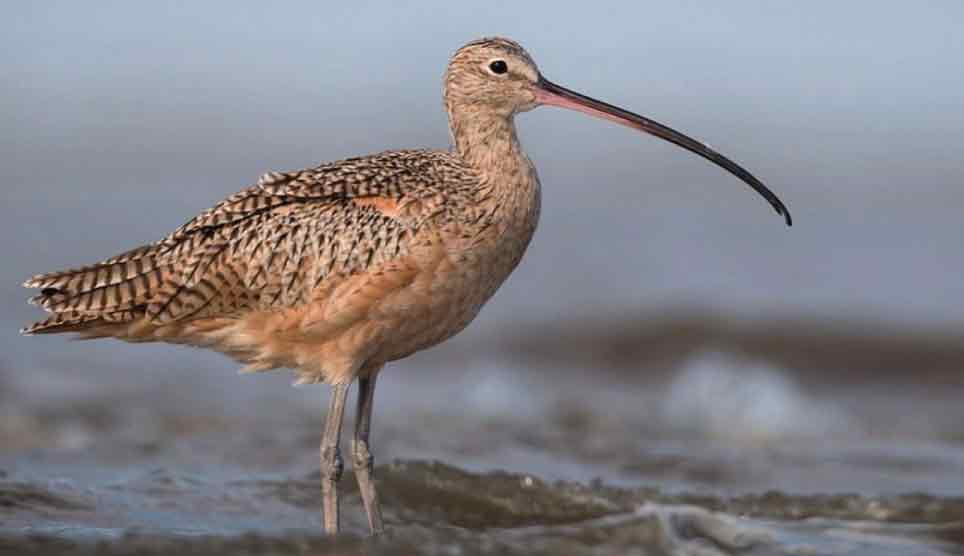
21,37,790,535
23,145,536,382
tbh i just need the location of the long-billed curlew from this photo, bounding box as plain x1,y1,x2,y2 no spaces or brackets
21,37,791,535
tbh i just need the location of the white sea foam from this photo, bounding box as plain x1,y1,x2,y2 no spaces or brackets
661,351,857,442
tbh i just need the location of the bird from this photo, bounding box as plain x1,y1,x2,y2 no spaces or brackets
21,37,791,536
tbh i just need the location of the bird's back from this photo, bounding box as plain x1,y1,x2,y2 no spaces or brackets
22,149,503,380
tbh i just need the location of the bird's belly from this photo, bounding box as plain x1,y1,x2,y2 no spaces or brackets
358,215,531,362
206,218,537,384
372,233,525,363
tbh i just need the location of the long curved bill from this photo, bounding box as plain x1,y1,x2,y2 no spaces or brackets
534,78,792,226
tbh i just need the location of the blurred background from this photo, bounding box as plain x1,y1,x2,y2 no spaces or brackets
3,0,964,548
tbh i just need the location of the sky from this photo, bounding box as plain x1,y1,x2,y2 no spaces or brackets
4,1,964,365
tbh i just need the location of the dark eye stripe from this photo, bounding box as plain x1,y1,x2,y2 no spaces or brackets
489,60,508,74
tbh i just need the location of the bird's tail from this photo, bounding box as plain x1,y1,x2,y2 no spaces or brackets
21,245,162,335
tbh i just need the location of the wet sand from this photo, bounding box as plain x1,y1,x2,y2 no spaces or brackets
3,313,964,554
4,462,964,555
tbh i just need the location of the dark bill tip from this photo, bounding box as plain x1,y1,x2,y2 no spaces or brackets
535,78,792,227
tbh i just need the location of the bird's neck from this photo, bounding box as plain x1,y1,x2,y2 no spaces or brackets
448,108,541,247
449,108,540,209
448,109,528,177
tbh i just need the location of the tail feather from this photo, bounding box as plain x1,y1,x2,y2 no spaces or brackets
24,245,161,294
21,186,289,337
28,264,177,315
21,311,100,335
21,310,139,335
21,243,170,335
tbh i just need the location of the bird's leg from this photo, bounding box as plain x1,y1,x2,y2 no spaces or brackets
353,372,385,534
321,382,349,534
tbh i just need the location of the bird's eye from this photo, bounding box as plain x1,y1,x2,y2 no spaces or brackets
488,60,508,75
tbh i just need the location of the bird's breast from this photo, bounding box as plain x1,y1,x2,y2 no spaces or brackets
362,173,540,365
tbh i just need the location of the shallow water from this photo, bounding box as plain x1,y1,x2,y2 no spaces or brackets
3,314,964,554
5,462,964,555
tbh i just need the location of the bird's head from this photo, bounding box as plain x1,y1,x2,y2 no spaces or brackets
445,37,792,226
444,37,542,117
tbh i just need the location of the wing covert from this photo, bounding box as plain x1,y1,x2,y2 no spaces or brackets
22,148,481,331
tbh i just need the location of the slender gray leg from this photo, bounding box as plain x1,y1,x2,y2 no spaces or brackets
353,372,385,535
321,383,349,534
